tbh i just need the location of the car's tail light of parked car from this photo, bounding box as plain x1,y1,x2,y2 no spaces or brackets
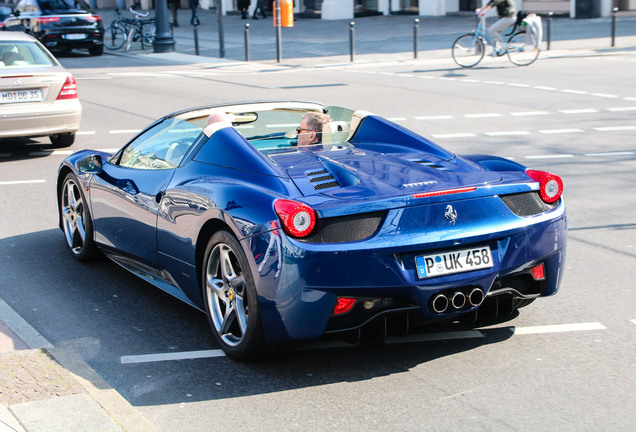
35,16,60,23
526,170,563,204
56,75,78,100
274,199,316,238
87,15,102,22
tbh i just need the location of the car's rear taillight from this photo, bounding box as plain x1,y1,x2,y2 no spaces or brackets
87,14,102,22
56,75,78,100
526,169,563,204
274,199,316,238
35,16,60,23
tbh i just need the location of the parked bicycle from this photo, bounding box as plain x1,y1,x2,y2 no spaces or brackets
452,12,540,68
103,7,157,52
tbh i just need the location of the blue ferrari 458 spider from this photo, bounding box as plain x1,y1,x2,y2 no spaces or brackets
57,101,566,359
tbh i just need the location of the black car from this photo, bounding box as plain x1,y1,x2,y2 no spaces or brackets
3,0,103,56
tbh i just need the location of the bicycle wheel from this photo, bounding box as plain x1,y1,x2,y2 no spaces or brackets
103,24,127,50
452,34,485,68
507,30,540,66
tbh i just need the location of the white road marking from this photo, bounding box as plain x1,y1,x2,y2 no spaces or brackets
585,151,635,157
594,126,636,132
534,86,557,91
559,109,598,114
431,133,476,138
51,150,73,156
464,113,502,118
121,349,226,364
485,131,531,136
607,106,636,112
484,81,504,85
591,93,619,98
0,180,46,185
525,154,574,159
510,111,549,116
562,89,588,95
539,129,585,134
415,115,454,120
631,319,636,325
513,322,606,335
508,83,531,88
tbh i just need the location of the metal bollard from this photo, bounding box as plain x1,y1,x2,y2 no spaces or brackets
547,12,553,51
611,7,618,47
193,25,199,55
349,21,355,62
413,18,419,59
245,23,250,61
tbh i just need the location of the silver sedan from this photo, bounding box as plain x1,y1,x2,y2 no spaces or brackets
0,31,81,147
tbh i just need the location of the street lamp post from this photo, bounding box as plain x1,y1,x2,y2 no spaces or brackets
153,0,176,53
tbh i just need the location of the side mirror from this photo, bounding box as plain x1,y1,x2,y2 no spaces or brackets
76,155,102,174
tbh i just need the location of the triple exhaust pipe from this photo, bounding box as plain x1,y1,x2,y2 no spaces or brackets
431,287,485,314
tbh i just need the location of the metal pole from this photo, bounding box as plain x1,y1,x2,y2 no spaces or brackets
275,0,282,62
217,0,225,58
413,18,419,59
245,23,250,61
153,0,176,53
349,21,355,62
547,12,553,51
611,7,618,47
194,25,199,55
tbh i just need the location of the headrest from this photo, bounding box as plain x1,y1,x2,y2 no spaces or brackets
321,121,349,144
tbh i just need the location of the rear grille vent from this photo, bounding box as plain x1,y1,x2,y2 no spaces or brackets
306,169,340,191
412,159,450,171
298,211,387,244
500,192,559,217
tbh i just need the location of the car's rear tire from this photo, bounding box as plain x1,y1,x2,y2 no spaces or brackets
59,173,99,261
50,133,75,148
89,45,104,56
202,230,268,360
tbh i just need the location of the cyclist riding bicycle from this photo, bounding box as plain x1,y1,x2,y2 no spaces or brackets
476,0,516,56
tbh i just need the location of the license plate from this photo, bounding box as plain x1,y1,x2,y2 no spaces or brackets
415,246,493,279
64,33,87,40
0,89,43,104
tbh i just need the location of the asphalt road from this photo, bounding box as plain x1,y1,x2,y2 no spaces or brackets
1,51,635,431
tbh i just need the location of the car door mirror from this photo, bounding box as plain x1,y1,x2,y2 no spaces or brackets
76,155,102,174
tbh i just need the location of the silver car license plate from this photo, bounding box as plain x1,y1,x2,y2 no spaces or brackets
0,89,44,104
415,246,493,279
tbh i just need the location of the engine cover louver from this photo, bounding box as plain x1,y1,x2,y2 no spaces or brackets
306,169,340,191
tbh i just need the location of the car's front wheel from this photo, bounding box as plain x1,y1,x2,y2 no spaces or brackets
59,173,99,261
202,230,267,360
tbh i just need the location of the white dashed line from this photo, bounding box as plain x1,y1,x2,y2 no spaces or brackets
431,133,476,139
539,129,585,134
0,180,46,185
534,86,557,91
464,113,502,118
562,89,588,95
485,131,531,136
508,83,531,88
415,115,454,120
607,106,636,112
585,151,635,157
559,109,598,114
591,93,619,98
525,154,574,159
484,81,504,85
512,322,606,335
510,111,549,116
593,126,636,132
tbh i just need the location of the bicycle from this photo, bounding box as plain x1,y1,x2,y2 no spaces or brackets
103,8,157,52
452,12,540,68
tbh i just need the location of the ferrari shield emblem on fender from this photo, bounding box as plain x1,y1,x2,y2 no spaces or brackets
445,205,457,225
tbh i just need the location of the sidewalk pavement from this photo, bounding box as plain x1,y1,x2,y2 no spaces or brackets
2,10,636,432
0,298,155,432
95,7,636,66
